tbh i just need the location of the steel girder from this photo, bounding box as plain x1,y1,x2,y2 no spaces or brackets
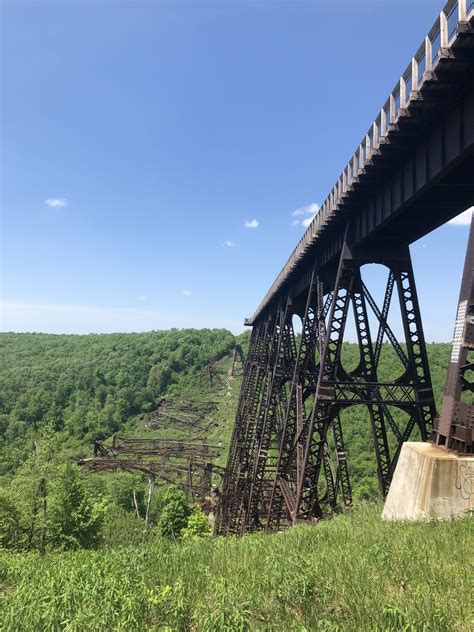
215,237,437,535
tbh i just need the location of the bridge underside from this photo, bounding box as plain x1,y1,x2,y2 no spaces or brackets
215,9,474,536
259,76,474,326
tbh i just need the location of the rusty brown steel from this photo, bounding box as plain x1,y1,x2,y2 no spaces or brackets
433,211,474,452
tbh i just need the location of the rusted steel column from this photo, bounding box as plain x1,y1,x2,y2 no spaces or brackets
434,211,474,452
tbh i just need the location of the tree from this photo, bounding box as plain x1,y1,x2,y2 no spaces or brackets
147,363,172,397
48,462,108,550
1,433,56,552
0,489,24,549
157,486,191,539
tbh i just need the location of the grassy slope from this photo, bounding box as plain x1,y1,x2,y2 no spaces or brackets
0,505,471,631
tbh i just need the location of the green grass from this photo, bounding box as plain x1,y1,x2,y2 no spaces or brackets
1,505,471,631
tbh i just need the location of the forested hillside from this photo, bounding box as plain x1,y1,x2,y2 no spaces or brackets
0,332,451,477
0,329,247,553
0,329,243,476
0,331,452,554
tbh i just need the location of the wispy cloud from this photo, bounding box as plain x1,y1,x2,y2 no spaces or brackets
244,218,259,229
137,295,148,302
448,207,473,226
292,202,319,217
291,202,320,228
45,197,67,208
222,240,236,248
181,289,192,296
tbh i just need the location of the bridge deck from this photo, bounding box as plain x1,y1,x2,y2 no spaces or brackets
246,0,474,325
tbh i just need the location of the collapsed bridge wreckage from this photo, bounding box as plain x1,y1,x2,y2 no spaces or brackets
79,436,225,501
78,351,244,511
143,397,219,432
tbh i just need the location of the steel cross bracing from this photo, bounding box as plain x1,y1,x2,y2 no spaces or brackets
215,239,438,535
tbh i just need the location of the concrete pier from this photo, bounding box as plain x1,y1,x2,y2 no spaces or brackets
382,442,473,521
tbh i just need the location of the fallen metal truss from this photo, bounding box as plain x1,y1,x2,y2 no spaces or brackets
79,436,225,500
215,241,437,535
143,397,218,433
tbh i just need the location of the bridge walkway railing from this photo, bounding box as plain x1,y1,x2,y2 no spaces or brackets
246,0,474,327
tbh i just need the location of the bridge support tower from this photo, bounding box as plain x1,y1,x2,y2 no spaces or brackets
384,213,474,521
216,234,438,535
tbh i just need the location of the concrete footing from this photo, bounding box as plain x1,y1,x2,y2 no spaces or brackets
382,442,473,521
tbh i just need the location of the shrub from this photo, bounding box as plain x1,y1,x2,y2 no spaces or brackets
181,507,211,539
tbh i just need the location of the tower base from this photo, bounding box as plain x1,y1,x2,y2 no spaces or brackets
382,442,473,521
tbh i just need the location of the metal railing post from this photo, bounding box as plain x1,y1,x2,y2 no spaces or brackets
425,36,433,71
389,94,395,125
411,57,419,91
440,11,449,48
400,78,406,109
372,121,379,149
381,107,387,136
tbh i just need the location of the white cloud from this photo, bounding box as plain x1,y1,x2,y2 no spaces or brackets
181,289,192,296
292,202,320,217
137,295,148,302
222,240,236,247
448,207,473,226
244,219,259,228
292,202,320,227
45,197,67,208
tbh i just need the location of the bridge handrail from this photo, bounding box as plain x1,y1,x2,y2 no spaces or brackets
246,0,473,326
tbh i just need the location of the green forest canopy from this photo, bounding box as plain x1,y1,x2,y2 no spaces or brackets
0,330,452,551
0,329,240,475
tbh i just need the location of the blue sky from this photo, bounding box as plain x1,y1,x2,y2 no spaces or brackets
1,0,472,340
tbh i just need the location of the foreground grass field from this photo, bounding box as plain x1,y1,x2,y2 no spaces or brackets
0,505,471,631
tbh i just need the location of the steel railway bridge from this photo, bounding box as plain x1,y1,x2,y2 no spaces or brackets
215,0,474,535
